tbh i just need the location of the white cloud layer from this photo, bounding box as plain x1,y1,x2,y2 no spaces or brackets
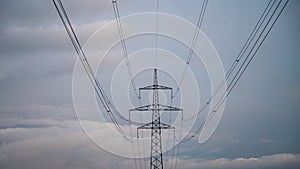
176,154,300,169
0,118,299,169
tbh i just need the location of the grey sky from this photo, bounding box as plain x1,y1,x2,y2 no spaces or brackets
0,0,299,169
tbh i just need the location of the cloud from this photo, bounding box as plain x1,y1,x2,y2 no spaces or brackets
0,128,28,134
0,104,76,121
259,138,277,143
0,117,299,169
0,0,112,28
175,153,300,169
0,118,135,169
0,19,111,55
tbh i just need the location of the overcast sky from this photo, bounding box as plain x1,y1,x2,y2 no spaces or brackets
0,0,300,169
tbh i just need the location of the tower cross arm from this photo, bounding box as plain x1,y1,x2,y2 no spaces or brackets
139,84,172,91
137,122,174,130
129,104,182,112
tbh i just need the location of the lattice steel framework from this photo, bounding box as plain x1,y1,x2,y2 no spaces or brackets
130,69,182,169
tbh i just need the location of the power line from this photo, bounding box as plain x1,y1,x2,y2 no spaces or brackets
155,0,160,67
186,1,282,141
213,0,287,112
181,0,289,142
53,0,128,137
129,117,138,169
164,97,174,169
112,0,139,99
184,0,275,121
53,0,289,166
173,0,209,98
173,111,184,169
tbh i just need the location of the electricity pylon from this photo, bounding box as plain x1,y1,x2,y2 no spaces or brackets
130,69,182,169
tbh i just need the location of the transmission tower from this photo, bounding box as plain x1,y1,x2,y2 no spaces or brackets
130,69,182,169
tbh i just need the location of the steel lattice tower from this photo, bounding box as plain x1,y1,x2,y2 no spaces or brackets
131,69,182,169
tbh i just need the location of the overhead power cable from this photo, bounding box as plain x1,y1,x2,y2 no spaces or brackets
173,0,208,98
112,0,139,99
53,0,128,136
212,0,289,112
154,0,160,67
181,0,289,142
184,0,275,122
